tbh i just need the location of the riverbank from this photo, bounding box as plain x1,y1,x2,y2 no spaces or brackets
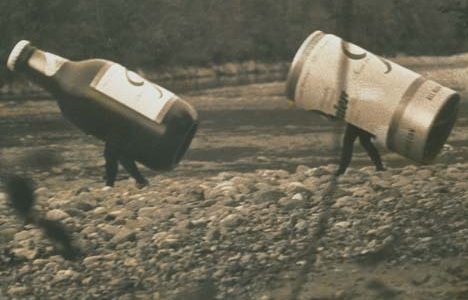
3,52,468,100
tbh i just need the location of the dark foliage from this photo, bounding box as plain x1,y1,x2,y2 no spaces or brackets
1,1,466,72
3,174,82,260
36,218,82,260
19,149,63,171
366,279,402,299
4,174,35,217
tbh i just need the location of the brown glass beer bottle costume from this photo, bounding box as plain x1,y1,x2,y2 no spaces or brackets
286,31,460,165
7,40,198,187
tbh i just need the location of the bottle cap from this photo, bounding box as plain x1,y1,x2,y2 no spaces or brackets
7,40,31,71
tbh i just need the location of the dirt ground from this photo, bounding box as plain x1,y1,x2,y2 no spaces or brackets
0,81,467,299
1,82,466,178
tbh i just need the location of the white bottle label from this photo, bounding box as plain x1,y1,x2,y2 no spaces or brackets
90,64,174,123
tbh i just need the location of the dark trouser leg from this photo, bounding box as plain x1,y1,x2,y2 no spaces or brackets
359,135,385,171
104,143,119,187
336,125,359,176
119,157,148,187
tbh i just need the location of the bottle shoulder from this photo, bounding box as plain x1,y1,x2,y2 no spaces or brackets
64,58,113,70
57,59,112,85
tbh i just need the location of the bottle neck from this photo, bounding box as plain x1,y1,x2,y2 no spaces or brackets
15,45,69,78
9,43,70,93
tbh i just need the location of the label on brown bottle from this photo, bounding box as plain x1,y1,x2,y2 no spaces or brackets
28,51,67,76
90,64,174,123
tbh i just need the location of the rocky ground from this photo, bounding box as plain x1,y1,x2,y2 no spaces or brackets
0,82,467,299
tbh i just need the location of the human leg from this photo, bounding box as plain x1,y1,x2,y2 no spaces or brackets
104,142,119,187
335,125,359,176
119,157,149,188
359,134,385,171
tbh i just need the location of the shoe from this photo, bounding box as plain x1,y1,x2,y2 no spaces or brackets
135,179,149,189
334,169,345,177
105,181,114,187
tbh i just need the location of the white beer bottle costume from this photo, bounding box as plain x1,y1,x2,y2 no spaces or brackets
286,31,460,163
7,40,198,170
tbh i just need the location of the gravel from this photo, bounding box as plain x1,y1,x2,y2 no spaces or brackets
1,162,467,299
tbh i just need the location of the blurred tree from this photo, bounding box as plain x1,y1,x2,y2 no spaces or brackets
440,0,468,51
0,0,467,86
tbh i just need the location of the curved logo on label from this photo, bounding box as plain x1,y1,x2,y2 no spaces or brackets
126,70,145,86
341,42,367,60
153,84,164,99
379,57,392,74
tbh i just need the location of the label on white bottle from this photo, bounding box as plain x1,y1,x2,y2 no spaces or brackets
90,64,175,123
